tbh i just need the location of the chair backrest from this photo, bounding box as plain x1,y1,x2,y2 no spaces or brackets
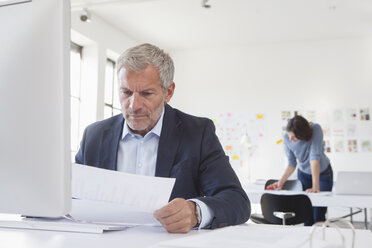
265,179,303,191
260,193,313,225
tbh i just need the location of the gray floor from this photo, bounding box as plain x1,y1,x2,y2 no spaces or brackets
342,221,371,230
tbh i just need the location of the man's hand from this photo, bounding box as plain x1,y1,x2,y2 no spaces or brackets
154,198,198,233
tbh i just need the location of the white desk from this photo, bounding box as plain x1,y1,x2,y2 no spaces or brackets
0,224,371,248
0,225,202,248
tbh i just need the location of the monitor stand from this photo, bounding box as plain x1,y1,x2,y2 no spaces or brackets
0,214,130,234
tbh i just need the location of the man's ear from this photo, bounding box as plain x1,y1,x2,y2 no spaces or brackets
164,82,175,103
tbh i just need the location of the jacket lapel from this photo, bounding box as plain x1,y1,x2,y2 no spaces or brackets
102,115,124,171
155,104,181,177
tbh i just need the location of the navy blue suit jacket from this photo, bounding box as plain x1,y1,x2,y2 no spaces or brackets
75,104,250,229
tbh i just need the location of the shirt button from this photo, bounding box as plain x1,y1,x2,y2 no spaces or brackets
138,163,142,167
140,140,144,144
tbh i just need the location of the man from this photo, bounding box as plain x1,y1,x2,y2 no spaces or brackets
75,43,250,233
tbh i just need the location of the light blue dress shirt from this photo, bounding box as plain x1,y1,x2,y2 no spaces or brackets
116,107,213,228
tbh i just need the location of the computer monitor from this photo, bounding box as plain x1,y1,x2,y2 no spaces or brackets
0,0,71,217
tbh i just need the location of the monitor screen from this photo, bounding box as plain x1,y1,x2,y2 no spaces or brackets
0,0,71,217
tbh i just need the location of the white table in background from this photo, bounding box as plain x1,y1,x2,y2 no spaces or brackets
244,183,372,229
244,183,372,208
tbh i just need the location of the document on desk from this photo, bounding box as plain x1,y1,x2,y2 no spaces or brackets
70,199,159,226
71,163,176,225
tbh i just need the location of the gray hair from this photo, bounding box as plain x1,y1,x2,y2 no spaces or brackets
116,43,174,89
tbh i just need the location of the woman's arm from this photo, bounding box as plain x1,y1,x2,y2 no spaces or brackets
307,160,320,193
308,125,323,193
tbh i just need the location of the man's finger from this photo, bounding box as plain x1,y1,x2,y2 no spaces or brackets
157,208,189,226
154,199,184,219
162,217,193,233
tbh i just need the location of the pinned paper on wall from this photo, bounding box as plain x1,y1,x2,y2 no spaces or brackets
305,110,316,122
280,110,313,134
281,111,292,132
280,110,301,133
281,111,291,120
360,108,370,121
332,128,345,137
212,112,267,172
225,145,233,151
346,123,357,137
347,140,358,153
361,140,372,152
334,140,345,153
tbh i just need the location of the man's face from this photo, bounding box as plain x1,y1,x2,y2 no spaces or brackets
118,64,174,136
287,131,299,143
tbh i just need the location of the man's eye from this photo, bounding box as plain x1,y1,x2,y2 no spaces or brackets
121,90,132,96
142,92,152,96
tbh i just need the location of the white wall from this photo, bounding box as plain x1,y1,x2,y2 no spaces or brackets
170,37,372,181
70,11,137,139
70,14,372,221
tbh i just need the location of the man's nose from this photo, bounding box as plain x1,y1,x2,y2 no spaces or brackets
129,93,142,111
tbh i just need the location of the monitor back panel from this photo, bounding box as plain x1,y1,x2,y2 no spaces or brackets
0,0,71,217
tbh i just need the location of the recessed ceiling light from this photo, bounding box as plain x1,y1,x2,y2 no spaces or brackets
202,0,211,9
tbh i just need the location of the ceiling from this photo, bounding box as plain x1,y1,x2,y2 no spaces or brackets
70,0,372,50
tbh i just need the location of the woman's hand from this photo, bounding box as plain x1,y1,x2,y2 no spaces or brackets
266,181,283,190
305,187,320,193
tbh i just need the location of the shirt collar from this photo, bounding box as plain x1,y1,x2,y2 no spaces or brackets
122,107,165,140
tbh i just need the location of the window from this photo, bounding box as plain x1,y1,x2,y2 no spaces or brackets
104,58,121,118
70,42,82,161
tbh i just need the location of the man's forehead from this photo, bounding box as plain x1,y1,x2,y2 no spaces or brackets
119,65,162,88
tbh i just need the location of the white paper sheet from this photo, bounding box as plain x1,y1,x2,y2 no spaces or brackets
70,198,160,226
72,163,176,213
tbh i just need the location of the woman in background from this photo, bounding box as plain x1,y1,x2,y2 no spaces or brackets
267,115,333,226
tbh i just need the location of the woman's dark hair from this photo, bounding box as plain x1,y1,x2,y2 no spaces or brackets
286,115,312,141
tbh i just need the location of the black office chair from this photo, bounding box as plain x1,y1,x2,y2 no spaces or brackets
264,179,303,191
260,193,313,225
250,179,304,224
